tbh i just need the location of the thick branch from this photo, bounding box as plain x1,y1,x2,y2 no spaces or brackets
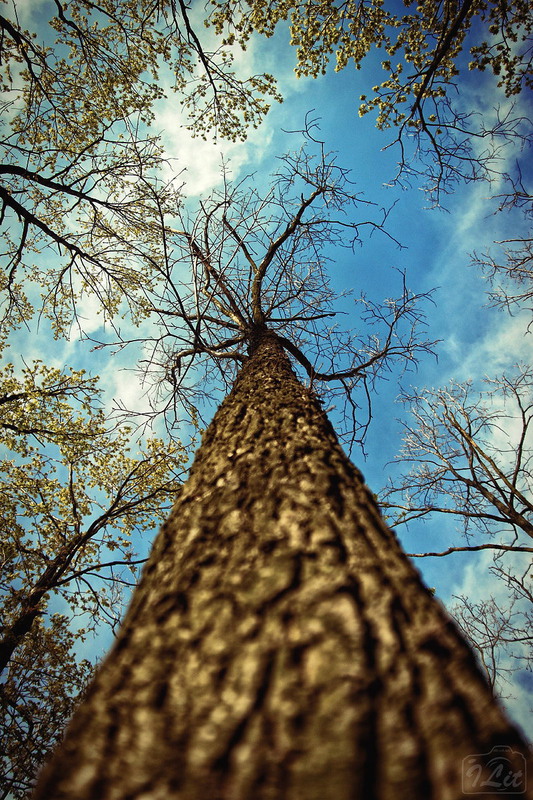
252,187,324,323
407,543,533,558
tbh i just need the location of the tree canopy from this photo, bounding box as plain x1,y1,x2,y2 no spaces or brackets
208,0,532,200
91,131,437,448
0,0,281,340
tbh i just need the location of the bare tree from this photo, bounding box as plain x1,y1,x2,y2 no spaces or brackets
381,367,533,546
472,176,533,326
451,562,533,694
381,367,533,695
98,133,436,452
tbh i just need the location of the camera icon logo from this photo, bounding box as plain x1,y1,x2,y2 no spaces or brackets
462,745,527,794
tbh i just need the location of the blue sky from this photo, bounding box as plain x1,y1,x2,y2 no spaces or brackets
4,0,533,738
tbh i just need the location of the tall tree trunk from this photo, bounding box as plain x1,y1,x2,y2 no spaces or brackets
34,331,531,800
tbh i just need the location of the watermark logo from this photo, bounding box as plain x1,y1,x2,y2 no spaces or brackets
462,746,527,794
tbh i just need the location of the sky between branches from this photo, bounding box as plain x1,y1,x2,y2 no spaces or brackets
5,0,533,737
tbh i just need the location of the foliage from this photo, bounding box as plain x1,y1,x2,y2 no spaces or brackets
207,0,533,200
0,358,189,798
0,0,281,340
0,615,93,800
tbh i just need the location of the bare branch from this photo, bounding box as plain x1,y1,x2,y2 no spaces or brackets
407,543,533,558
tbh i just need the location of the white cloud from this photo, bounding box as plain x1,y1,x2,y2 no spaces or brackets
451,314,531,381
149,12,313,197
8,0,48,25
154,100,273,198
423,164,531,387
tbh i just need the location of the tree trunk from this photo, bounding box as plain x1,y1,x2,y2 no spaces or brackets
34,331,531,800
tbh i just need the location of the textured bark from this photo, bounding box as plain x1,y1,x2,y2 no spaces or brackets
34,332,531,800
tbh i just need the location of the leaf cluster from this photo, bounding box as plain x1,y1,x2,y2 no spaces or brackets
0,615,93,800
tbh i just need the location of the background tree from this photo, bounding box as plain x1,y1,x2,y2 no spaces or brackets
207,0,532,202
382,367,533,542
381,367,532,695
0,0,281,340
1,615,93,800
450,588,532,693
471,178,533,326
33,142,532,800
0,359,189,799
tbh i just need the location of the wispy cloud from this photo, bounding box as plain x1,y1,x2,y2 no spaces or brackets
7,0,48,25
